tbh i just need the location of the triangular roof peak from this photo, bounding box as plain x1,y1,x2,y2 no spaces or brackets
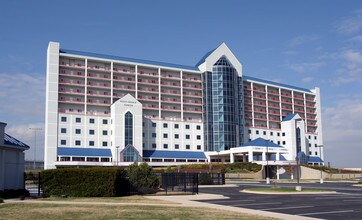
197,43,242,76
113,93,141,105
282,113,302,122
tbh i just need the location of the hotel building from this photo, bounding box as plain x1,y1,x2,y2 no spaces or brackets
44,42,324,169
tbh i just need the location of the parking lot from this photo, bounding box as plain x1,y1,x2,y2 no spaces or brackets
198,182,362,220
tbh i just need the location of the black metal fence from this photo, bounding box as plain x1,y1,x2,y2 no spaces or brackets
161,173,198,195
210,173,225,185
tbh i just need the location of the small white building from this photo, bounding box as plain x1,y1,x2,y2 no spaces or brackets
0,122,29,191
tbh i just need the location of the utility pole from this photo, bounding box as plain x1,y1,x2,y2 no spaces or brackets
29,127,42,169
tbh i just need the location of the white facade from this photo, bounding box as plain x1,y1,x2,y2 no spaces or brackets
44,41,324,169
0,122,29,190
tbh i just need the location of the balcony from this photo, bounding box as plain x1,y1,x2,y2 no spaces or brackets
254,108,267,114
254,115,267,120
306,104,316,108
183,99,202,106
87,99,111,106
161,89,181,96
87,65,111,72
281,93,292,98
113,84,135,91
253,101,266,107
138,87,158,93
183,92,202,98
183,84,202,90
268,97,279,102
183,107,202,113
254,94,266,100
59,79,84,87
161,74,180,80
254,124,267,129
269,117,280,122
244,86,251,91
59,109,84,115
59,97,84,104
253,88,266,93
138,79,158,85
86,111,110,116
182,77,202,82
161,81,181,87
59,62,85,69
281,105,292,110
161,106,181,112
87,91,111,97
244,114,253,119
59,70,84,77
113,68,135,75
113,76,135,83
138,96,159,102
143,104,159,110
307,122,317,127
269,110,280,116
138,71,158,78
87,82,111,89
268,90,279,95
268,104,280,109
294,101,305,107
294,95,304,100
307,116,317,121
59,88,84,95
161,97,181,103
87,73,111,81
306,110,316,114
306,97,315,102
281,99,292,104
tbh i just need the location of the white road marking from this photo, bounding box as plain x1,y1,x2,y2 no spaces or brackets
214,199,256,203
234,202,282,206
260,205,313,211
299,210,354,216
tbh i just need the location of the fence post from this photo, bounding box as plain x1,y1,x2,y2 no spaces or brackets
38,172,41,197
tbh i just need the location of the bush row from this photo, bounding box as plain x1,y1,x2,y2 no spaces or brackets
178,162,262,173
0,189,29,199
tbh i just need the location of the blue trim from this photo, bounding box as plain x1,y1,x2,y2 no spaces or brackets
308,156,323,163
282,113,299,121
243,75,312,93
195,48,216,67
4,133,30,149
58,147,112,157
242,137,284,148
143,150,206,159
60,49,199,71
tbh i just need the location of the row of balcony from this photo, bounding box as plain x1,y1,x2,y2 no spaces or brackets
59,109,110,116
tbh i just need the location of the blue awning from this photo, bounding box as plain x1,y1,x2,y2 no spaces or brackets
58,147,112,157
308,156,323,163
242,138,284,148
143,150,206,159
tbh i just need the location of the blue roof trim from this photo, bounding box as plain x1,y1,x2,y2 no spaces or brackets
243,75,312,93
242,137,284,148
60,49,199,71
282,113,299,121
4,133,30,149
308,156,323,163
195,48,217,67
143,150,206,159
58,147,112,157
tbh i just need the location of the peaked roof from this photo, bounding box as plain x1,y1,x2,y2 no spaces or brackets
143,150,206,159
4,133,30,150
195,47,217,67
242,137,284,148
308,156,324,163
282,113,300,122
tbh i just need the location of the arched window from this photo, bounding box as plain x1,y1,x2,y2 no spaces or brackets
124,111,133,147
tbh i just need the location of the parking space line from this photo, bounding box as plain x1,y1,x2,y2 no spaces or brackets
299,210,354,216
212,199,256,203
234,202,282,207
260,205,313,211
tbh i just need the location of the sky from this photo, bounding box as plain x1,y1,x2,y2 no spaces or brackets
0,0,361,168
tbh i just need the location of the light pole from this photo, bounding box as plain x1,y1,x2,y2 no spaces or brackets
116,146,120,166
29,127,42,170
318,145,324,184
294,118,303,191
217,147,220,164
266,139,270,184
295,156,301,191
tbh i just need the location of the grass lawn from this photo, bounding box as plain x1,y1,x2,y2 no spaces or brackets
245,187,332,193
0,203,273,220
39,195,175,204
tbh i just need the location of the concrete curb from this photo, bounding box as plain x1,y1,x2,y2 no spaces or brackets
198,184,237,188
241,189,337,195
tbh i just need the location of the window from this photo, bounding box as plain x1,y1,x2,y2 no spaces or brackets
282,132,285,136
89,118,95,124
89,130,95,135
75,118,81,123
277,132,280,137
186,144,190,149
60,140,66,145
308,135,311,139
248,130,251,134
75,129,81,134
197,135,201,140
256,130,259,134
270,132,273,136
309,151,312,155
175,134,179,139
277,141,280,145
315,144,317,147
282,141,286,145
263,131,266,135
175,144,179,149
186,134,190,139
152,133,156,138
102,141,107,147
142,122,145,127
61,117,67,122
125,112,133,146
103,119,108,124
315,152,318,155
89,141,94,146
174,124,179,129
314,136,317,140
197,145,201,150
163,133,168,138
75,140,81,146
152,123,156,127
163,144,168,149
309,143,311,147
163,123,168,128
103,130,108,135
152,143,157,148
196,125,201,130
186,124,190,129
142,133,145,137
123,145,140,162
61,128,66,134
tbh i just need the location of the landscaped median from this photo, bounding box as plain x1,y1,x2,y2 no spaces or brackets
0,196,275,220
241,187,336,194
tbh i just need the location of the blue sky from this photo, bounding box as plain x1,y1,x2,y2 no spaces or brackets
1,0,361,168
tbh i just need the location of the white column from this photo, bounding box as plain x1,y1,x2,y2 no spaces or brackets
262,151,266,161
242,153,246,162
276,152,280,160
230,153,235,163
248,149,253,162
276,165,280,180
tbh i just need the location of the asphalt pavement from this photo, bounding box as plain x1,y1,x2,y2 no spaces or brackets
197,181,362,220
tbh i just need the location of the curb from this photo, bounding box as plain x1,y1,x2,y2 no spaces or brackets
241,189,337,195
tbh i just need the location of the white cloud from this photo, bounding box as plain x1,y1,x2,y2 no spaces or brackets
6,123,45,162
287,35,319,48
0,73,45,123
322,99,362,168
349,35,362,42
302,77,313,83
335,8,362,35
287,62,324,73
331,50,362,85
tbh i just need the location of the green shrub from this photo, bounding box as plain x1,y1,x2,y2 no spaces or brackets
198,173,213,185
0,198,3,203
128,163,159,194
226,162,262,173
40,167,128,197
